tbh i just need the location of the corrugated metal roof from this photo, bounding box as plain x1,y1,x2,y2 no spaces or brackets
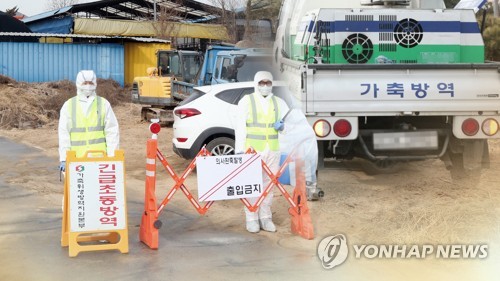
0,32,170,43
22,0,222,24
22,7,72,23
126,37,170,43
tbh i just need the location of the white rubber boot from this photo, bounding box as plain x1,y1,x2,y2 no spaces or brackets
246,220,260,233
259,218,276,232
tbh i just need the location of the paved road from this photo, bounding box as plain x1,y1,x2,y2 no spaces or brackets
0,137,342,281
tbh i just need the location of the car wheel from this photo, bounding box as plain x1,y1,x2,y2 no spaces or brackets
206,137,235,156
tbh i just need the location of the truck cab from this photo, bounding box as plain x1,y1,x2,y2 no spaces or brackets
211,48,274,84
157,50,203,84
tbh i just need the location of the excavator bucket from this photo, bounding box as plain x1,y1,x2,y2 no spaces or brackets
289,157,314,240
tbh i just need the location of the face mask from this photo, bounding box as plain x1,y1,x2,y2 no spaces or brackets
81,90,95,97
258,85,272,96
78,84,96,97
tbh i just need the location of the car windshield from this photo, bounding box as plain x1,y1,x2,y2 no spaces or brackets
235,56,274,82
217,55,274,83
179,88,206,105
182,54,203,83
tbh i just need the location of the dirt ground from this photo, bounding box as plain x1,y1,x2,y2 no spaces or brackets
1,79,500,278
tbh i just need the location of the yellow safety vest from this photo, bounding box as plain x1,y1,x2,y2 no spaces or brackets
68,96,106,158
245,93,280,152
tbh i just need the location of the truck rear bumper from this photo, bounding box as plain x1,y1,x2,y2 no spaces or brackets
357,129,450,161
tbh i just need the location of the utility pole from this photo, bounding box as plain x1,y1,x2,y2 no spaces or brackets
154,0,157,21
493,0,499,17
245,0,252,40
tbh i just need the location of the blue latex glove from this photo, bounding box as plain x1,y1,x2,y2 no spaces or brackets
274,120,284,131
59,161,66,172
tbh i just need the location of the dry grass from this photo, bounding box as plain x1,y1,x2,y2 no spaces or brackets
0,75,16,85
96,78,131,106
0,77,131,129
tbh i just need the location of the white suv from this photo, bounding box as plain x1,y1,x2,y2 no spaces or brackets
172,81,290,159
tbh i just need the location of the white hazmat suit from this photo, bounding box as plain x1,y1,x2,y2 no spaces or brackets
58,70,120,162
276,93,321,200
235,71,289,233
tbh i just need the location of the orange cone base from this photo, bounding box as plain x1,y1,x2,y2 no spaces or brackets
140,212,159,249
289,156,314,240
289,191,314,240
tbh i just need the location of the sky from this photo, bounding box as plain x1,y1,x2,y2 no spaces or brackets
0,0,94,17
0,0,213,17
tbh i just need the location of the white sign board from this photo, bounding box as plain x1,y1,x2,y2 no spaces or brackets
196,154,263,202
69,161,126,232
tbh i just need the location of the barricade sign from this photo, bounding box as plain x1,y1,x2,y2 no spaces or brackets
140,125,314,250
196,154,263,201
61,150,129,257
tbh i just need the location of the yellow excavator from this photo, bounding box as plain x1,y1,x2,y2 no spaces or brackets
131,49,203,123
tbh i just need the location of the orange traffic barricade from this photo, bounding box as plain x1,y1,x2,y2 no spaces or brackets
140,123,314,249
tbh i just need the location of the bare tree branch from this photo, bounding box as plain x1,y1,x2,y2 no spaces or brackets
45,0,79,11
208,0,244,42
151,0,187,48
245,0,252,41
5,6,19,16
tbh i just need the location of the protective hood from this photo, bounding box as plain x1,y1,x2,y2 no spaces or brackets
76,70,97,97
254,71,273,97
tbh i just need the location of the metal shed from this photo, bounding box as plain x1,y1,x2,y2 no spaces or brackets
0,39,124,85
0,32,172,85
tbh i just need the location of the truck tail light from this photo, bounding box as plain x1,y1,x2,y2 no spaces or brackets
482,118,499,136
313,119,331,138
174,108,201,119
333,119,352,138
462,118,479,136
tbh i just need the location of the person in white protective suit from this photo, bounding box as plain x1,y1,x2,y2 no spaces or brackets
235,71,290,233
58,70,120,171
277,106,322,200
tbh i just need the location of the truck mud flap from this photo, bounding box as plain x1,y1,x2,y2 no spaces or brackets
445,138,490,171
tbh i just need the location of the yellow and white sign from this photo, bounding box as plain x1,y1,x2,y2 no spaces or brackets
196,154,263,202
69,161,126,232
61,150,129,257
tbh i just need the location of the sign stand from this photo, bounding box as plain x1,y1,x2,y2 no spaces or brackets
61,150,129,257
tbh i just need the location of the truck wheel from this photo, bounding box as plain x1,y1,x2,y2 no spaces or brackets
361,159,403,175
206,137,235,156
449,152,481,187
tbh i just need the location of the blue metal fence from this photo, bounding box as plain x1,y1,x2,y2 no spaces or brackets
0,42,124,85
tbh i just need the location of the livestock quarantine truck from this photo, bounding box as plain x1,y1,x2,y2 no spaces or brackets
274,0,500,181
